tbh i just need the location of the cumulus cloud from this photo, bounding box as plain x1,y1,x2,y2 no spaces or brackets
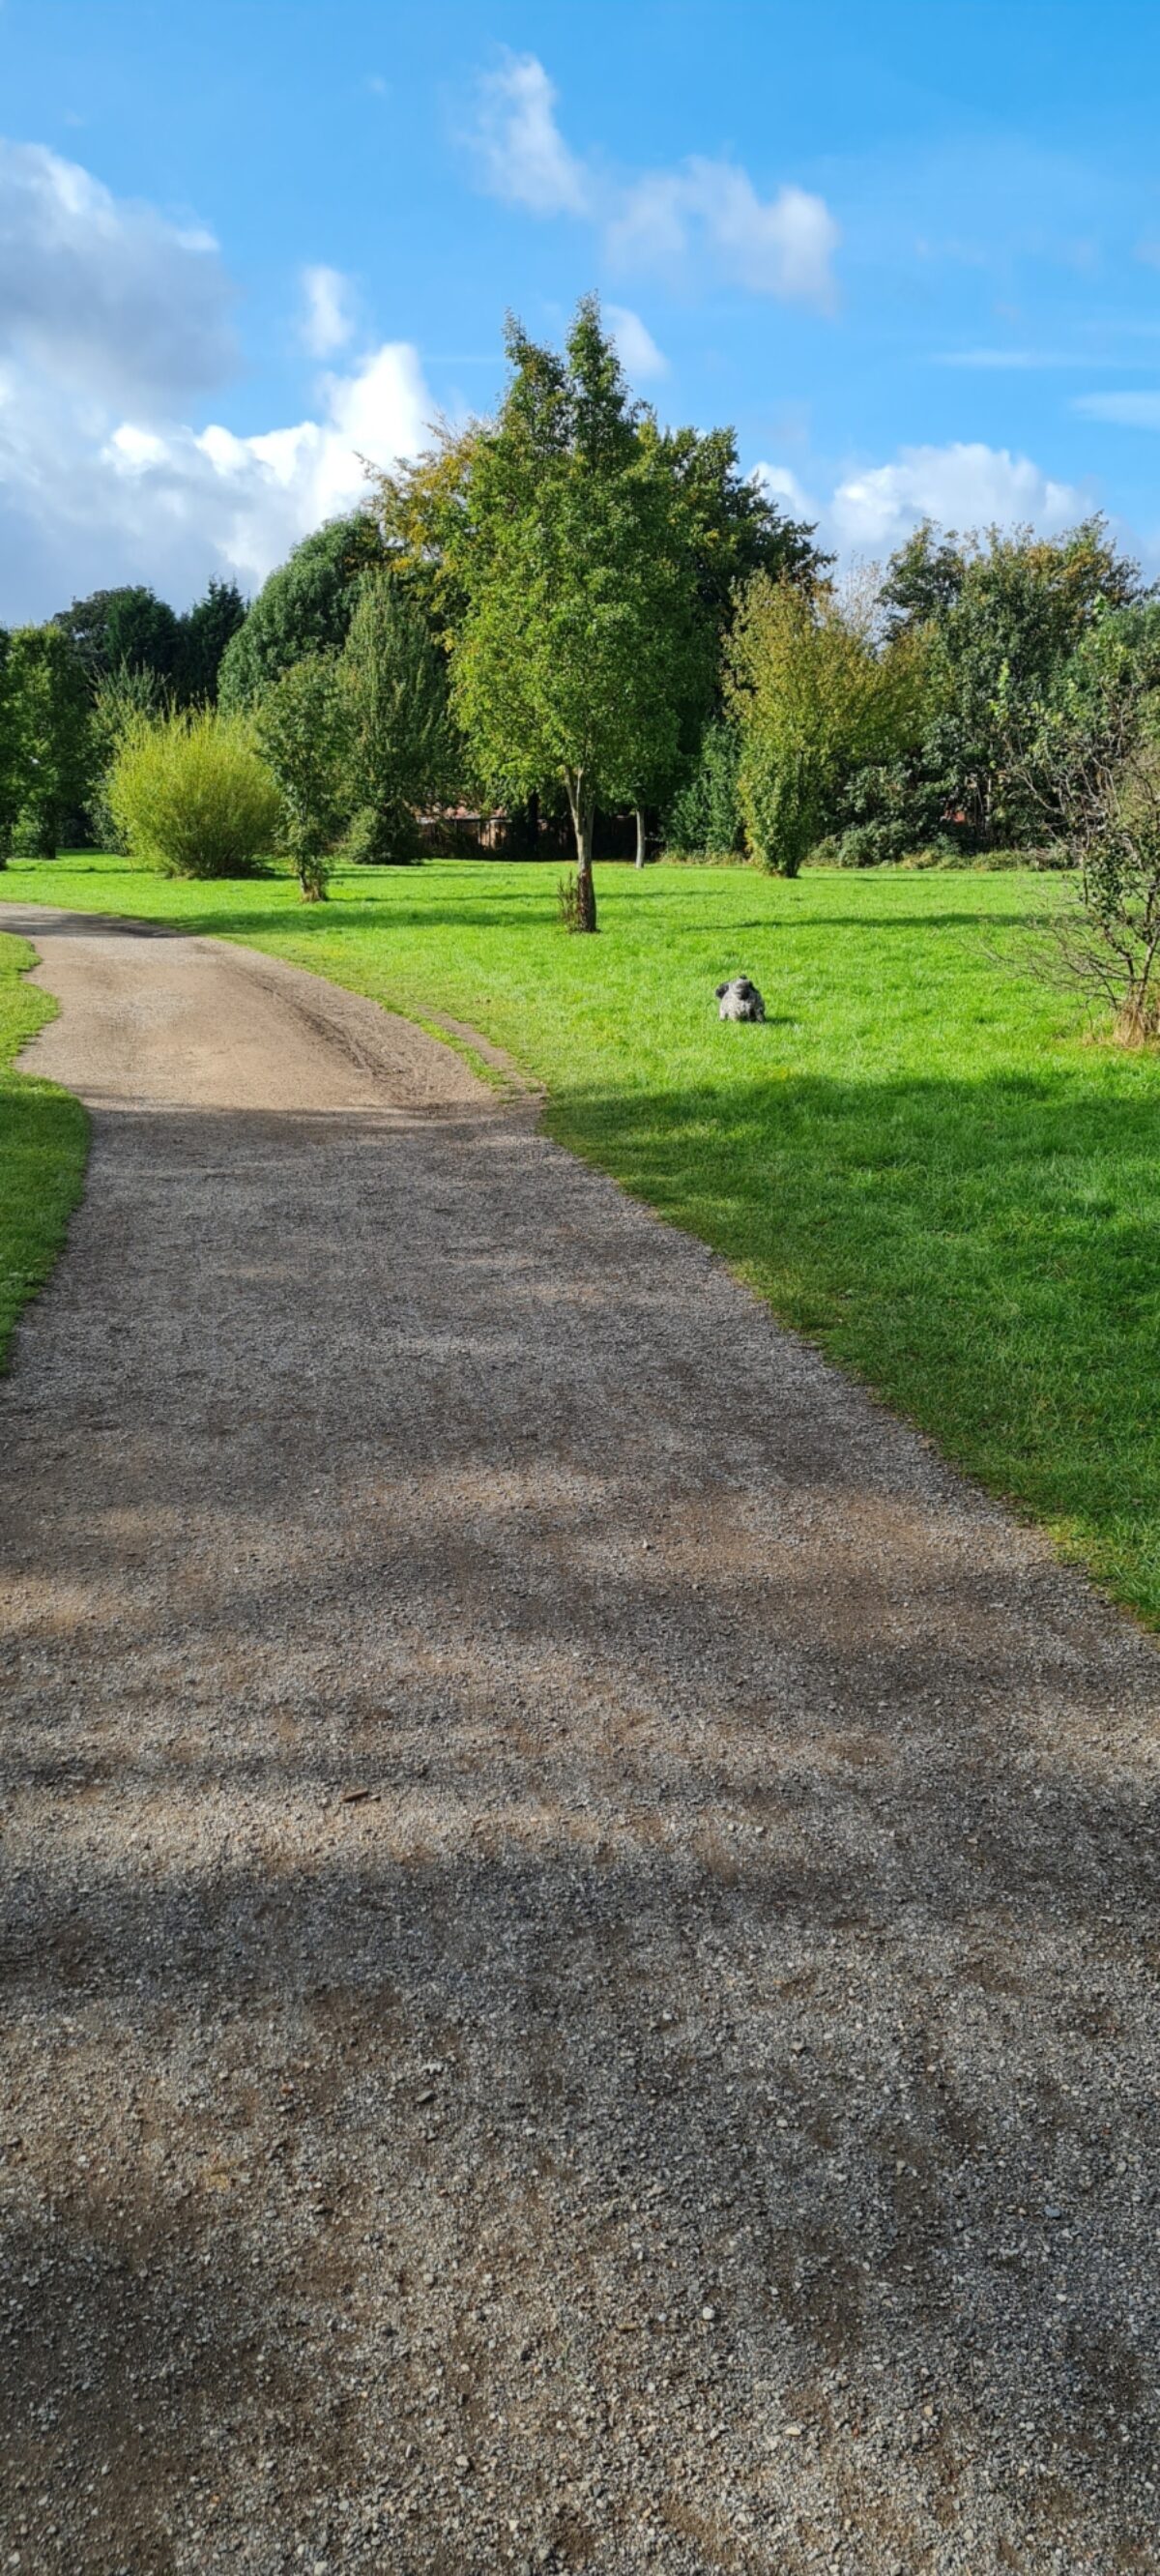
300,264,356,359
0,133,435,621
469,52,589,216
826,442,1085,549
465,53,838,311
751,460,817,519
0,137,235,410
749,442,1089,555
613,162,839,307
604,305,667,380
0,338,431,622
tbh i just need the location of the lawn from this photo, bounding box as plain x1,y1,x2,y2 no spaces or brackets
0,928,88,1369
7,852,1160,1626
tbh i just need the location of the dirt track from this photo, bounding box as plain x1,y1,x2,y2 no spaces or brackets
1,904,1158,2576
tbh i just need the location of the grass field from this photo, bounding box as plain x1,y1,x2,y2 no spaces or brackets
0,928,88,1370
7,851,1160,1625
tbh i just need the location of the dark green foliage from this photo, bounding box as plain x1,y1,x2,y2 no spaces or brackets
1015,604,1160,1038
664,719,744,858
179,579,247,703
218,515,383,712
51,579,246,712
9,624,93,856
883,516,1145,851
256,655,349,900
54,585,183,692
339,571,457,863
0,631,22,864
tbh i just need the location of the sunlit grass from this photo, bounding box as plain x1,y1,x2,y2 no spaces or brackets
0,928,88,1369
9,852,1160,1625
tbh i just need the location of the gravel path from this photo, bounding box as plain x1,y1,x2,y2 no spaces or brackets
1,904,1158,2576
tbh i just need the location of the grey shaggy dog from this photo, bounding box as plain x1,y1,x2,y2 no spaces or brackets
715,976,766,1023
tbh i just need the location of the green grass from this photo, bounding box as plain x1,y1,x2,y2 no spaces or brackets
8,852,1160,1625
0,928,88,1369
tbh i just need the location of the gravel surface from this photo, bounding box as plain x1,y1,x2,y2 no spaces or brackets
1,903,1158,2576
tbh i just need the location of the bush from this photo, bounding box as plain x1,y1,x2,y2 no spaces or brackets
664,719,744,860
255,654,348,901
108,707,280,877
726,574,933,878
338,802,425,866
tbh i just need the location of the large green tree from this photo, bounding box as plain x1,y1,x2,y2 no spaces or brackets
727,571,932,876
179,578,247,703
448,299,704,929
218,515,383,713
880,516,1143,848
53,587,183,692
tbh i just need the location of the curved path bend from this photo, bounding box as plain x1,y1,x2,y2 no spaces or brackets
1,905,1157,2576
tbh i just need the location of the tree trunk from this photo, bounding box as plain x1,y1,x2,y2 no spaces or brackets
566,776,598,931
634,805,646,869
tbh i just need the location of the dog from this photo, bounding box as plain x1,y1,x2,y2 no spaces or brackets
715,976,766,1023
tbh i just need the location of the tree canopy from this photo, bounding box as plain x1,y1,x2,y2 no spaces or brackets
448,299,715,926
218,515,383,713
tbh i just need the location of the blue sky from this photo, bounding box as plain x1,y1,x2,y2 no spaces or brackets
4,0,1160,615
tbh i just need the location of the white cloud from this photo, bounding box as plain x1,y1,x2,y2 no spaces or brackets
748,442,1091,555
300,263,356,359
0,137,234,410
613,161,839,307
826,442,1085,549
0,135,433,621
604,305,667,380
751,460,816,519
465,54,838,310
1074,391,1160,427
0,338,431,621
469,52,589,217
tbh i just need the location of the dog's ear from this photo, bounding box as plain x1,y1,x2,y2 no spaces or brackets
714,982,729,998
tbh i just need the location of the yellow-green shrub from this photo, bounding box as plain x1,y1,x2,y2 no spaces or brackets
108,706,280,877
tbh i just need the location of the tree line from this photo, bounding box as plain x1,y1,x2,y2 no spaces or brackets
0,579,246,860
7,295,1160,1028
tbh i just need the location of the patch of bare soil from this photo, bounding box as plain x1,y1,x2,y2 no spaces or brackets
1,906,1157,2574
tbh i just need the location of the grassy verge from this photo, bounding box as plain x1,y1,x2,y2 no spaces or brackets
0,929,88,1369
7,853,1160,1625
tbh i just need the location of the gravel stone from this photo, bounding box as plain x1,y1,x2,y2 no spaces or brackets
0,905,1158,2574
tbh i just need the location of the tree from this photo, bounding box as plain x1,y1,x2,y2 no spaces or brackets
218,515,383,712
256,656,349,900
880,516,1144,849
339,572,457,862
88,661,164,851
366,420,483,645
727,572,931,875
8,625,93,856
179,578,247,703
0,630,23,865
1011,604,1160,1041
53,586,182,692
664,717,744,860
449,299,700,930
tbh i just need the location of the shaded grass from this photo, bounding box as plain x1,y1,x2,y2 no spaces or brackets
0,930,88,1369
8,855,1160,1625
